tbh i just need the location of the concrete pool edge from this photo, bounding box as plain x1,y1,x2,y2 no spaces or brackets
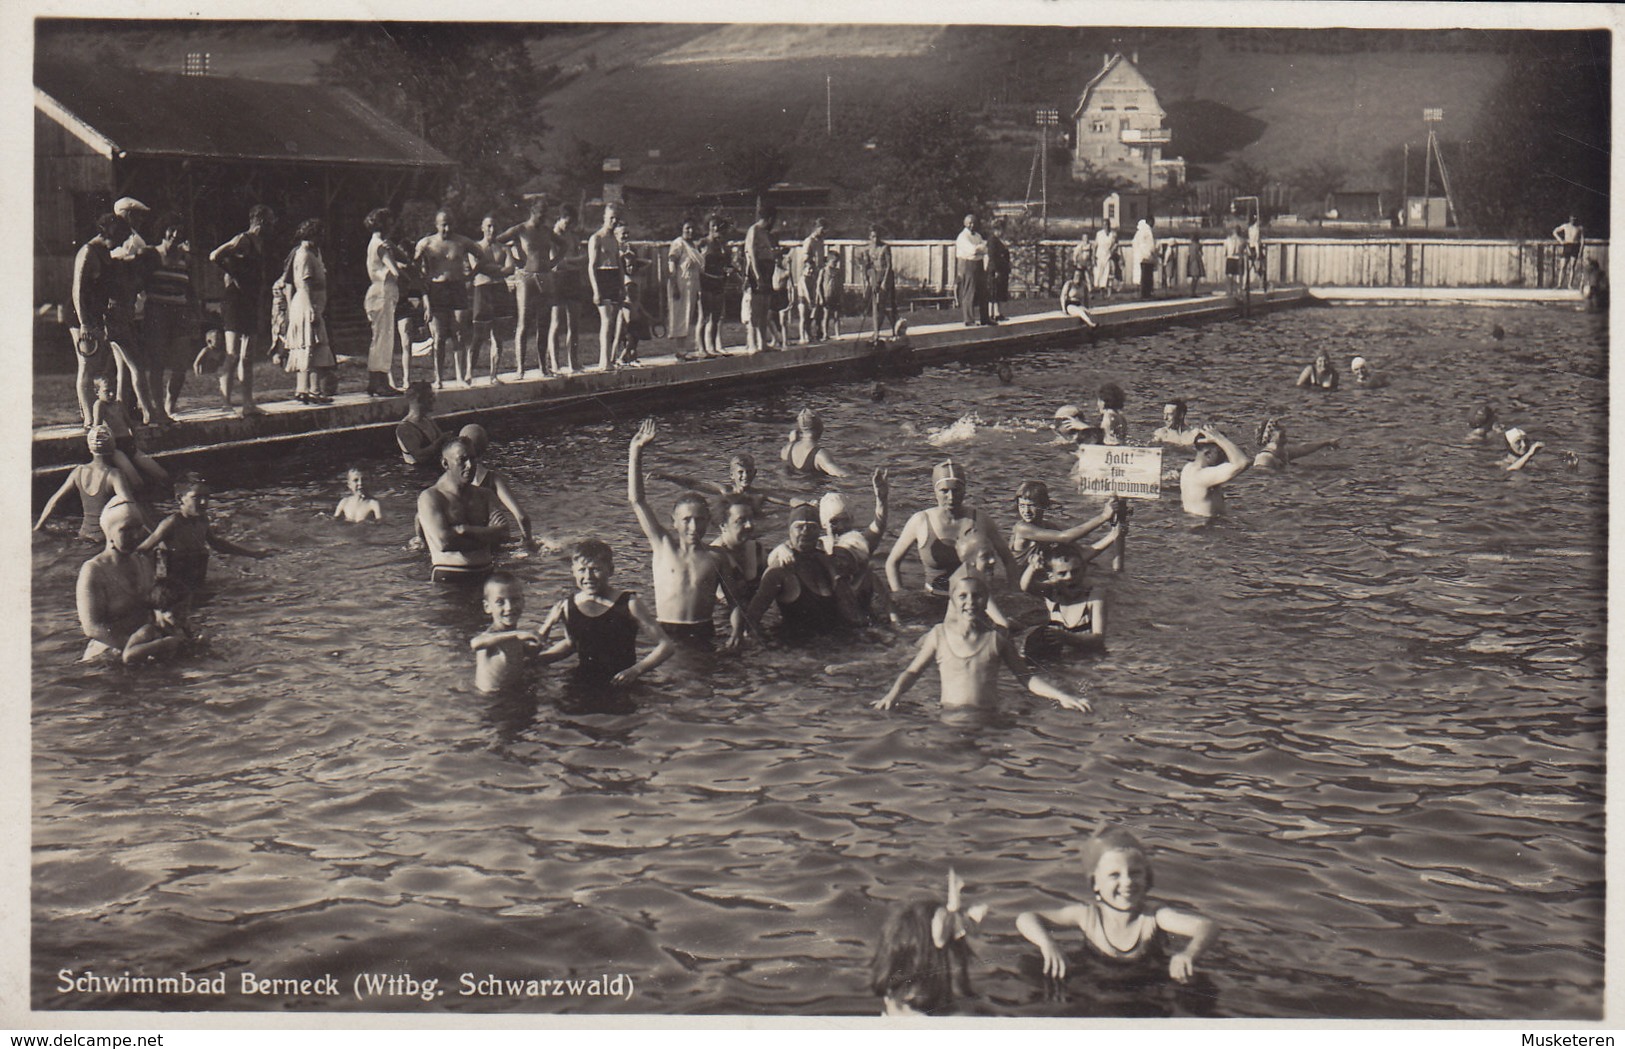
32,286,1310,478
1308,286,1587,306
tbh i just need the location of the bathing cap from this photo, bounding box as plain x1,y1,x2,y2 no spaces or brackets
1350,356,1368,369
99,498,140,537
789,504,820,526
932,460,966,488
113,197,150,217
457,423,489,455
1504,427,1526,449
818,492,848,528
1053,404,1084,421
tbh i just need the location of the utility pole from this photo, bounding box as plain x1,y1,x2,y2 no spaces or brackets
826,74,833,137
1036,107,1058,236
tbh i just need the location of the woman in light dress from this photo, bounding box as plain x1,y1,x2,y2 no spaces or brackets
281,219,334,404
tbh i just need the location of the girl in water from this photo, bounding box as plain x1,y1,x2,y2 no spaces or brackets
1009,481,1122,572
1252,416,1341,471
1016,826,1218,984
1097,383,1129,445
1296,350,1339,390
780,408,849,479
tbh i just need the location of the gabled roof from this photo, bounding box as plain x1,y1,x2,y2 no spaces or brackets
35,60,454,170
1072,53,1164,122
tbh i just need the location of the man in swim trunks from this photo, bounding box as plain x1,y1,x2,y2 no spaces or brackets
1151,399,1201,447
1223,226,1245,298
209,205,274,417
1553,215,1585,290
495,198,555,377
627,418,744,646
588,203,626,372
76,500,157,662
71,214,132,430
1180,428,1250,518
886,459,1017,596
415,209,482,387
416,437,504,582
472,214,518,384
548,205,584,373
744,203,779,354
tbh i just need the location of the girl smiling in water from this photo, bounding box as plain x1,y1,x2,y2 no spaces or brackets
1016,826,1218,983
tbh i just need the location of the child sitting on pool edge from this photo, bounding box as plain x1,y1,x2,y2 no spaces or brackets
333,466,383,523
874,574,1090,714
1015,826,1218,984
535,539,675,687
470,571,546,693
122,578,195,664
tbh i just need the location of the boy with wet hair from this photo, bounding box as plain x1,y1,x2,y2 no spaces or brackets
628,418,743,643
536,540,674,686
470,571,545,693
651,450,791,515
138,477,271,590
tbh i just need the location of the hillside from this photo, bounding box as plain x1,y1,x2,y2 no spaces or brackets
36,21,1523,203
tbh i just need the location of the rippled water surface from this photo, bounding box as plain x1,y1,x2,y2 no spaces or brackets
32,306,1606,1018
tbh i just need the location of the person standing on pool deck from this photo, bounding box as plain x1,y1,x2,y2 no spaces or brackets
859,225,898,341
666,218,704,346
493,198,553,378
874,574,1091,713
1132,218,1157,300
744,203,779,354
416,209,482,387
887,460,1018,596
627,418,742,645
362,208,403,397
1553,215,1585,289
987,218,1012,321
798,217,828,341
472,214,518,384
417,437,504,582
1223,226,1245,299
1185,234,1207,296
1093,223,1117,298
209,205,274,417
696,214,732,359
1181,428,1250,518
955,214,990,326
76,500,158,663
588,203,626,372
548,205,584,373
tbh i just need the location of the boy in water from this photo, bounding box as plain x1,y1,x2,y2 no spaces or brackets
138,478,271,590
1180,428,1250,518
947,534,1011,627
628,418,743,644
652,451,791,515
333,467,383,523
536,540,675,686
470,571,546,693
1021,537,1120,660
122,578,194,664
874,575,1091,713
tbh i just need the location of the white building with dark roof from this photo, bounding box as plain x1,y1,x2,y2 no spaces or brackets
1070,52,1186,188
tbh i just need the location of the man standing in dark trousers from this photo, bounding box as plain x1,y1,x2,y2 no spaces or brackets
954,213,990,326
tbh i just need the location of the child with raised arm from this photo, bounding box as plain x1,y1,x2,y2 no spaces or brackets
535,540,674,686
138,478,271,590
873,575,1091,714
1016,826,1218,984
333,467,383,523
870,869,986,1016
122,578,194,665
470,571,545,693
627,418,741,644
1010,481,1122,570
1021,536,1120,660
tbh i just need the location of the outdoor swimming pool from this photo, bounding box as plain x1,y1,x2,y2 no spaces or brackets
30,305,1607,1019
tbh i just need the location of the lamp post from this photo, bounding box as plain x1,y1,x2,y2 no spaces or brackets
1035,107,1058,235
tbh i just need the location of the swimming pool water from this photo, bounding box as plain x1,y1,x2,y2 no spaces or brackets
30,305,1607,1018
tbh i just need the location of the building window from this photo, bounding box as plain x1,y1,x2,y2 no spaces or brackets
1091,121,1107,133
1100,105,1115,111
1119,117,1131,132
1125,105,1139,111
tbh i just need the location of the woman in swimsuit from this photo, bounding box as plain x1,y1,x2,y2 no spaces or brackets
1016,826,1218,984
780,408,849,479
1252,416,1341,472
35,427,142,542
1296,350,1340,390
395,382,446,467
885,459,1017,598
